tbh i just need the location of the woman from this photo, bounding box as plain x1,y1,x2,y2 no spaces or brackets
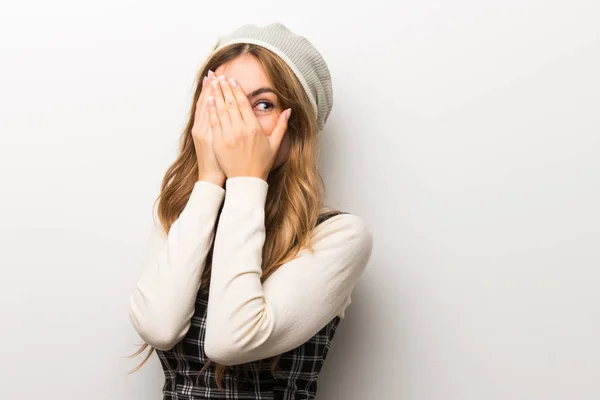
128,22,373,399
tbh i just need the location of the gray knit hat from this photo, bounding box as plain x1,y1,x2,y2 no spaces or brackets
211,22,333,131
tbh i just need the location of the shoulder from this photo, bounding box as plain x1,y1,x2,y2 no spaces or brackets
312,212,373,263
316,210,371,237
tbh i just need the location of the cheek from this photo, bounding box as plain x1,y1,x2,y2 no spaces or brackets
256,114,280,136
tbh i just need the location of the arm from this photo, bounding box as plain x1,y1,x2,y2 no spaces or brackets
128,180,225,351
204,177,373,366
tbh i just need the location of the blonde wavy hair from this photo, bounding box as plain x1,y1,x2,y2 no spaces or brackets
127,42,331,389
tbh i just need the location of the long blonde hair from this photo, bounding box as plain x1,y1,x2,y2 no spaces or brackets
127,43,329,388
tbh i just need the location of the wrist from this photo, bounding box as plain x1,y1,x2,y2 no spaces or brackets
198,172,226,188
226,173,268,182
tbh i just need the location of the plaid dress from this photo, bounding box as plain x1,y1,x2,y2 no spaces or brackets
156,211,348,399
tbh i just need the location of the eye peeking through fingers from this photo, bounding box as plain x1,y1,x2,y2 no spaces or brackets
255,101,275,112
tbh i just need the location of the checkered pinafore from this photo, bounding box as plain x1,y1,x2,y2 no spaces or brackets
156,211,348,399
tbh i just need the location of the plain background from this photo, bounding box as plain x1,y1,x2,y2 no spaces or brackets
1,0,599,399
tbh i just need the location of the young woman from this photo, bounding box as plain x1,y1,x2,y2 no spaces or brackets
127,22,373,399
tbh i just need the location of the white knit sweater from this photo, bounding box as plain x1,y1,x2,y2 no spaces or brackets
128,177,373,365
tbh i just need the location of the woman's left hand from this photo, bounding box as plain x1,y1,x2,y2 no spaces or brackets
207,75,291,181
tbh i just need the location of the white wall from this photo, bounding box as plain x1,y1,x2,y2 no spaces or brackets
1,1,599,399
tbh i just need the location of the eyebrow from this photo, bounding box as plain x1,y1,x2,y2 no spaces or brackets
247,87,277,98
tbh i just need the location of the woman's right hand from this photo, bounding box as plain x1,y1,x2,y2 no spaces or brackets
192,70,226,187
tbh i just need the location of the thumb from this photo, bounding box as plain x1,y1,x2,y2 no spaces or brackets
268,108,291,150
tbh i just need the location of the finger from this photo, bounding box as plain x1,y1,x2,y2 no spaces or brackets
198,102,209,134
218,76,244,129
229,79,257,125
207,95,222,142
197,73,212,131
211,76,232,136
194,75,210,124
268,108,291,150
198,70,215,104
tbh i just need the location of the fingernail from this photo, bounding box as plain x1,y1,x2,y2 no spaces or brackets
229,78,237,88
208,70,214,78
218,75,226,84
203,76,207,84
286,108,292,119
211,80,219,89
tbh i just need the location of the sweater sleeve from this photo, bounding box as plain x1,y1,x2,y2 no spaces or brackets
204,177,373,366
128,180,225,351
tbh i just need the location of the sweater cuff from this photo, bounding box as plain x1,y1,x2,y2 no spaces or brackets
224,177,269,209
187,180,226,214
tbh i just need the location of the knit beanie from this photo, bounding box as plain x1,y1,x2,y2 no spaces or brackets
211,22,333,131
